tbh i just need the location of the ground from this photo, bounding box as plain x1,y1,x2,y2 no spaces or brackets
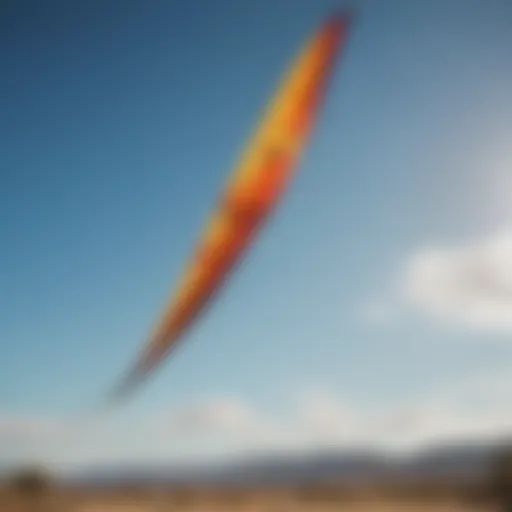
0,490,493,512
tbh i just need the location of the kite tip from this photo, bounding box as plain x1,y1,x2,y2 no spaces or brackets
104,381,132,409
328,6,357,27
102,364,149,409
320,8,355,46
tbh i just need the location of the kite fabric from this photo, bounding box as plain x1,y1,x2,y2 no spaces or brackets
108,12,353,403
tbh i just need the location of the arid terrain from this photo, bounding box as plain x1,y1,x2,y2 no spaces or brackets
68,500,490,511
2,455,507,511
0,488,494,511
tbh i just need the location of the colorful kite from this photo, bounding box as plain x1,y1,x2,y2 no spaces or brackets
109,12,353,403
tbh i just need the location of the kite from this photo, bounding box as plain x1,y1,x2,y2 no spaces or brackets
108,12,353,403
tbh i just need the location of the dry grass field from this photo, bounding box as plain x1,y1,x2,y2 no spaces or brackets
1,467,502,511
0,487,494,512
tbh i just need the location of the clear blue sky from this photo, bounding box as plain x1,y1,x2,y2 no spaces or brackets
2,0,512,465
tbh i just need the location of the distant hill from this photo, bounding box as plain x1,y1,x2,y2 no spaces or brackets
68,439,508,488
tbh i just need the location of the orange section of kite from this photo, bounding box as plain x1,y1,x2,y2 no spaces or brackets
109,13,352,403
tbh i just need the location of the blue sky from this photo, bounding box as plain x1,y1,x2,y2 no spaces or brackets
2,0,512,467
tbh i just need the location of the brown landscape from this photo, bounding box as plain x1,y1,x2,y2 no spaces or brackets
0,481,498,511
2,446,510,511
0,491,495,512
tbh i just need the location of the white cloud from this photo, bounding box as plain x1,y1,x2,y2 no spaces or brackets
404,229,512,331
298,392,357,443
293,371,512,452
362,228,512,333
168,398,256,434
2,370,512,470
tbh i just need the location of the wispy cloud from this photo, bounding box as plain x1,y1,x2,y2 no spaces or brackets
295,370,512,451
168,398,256,434
2,368,512,469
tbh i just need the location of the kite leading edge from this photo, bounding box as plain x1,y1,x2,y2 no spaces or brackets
107,12,353,405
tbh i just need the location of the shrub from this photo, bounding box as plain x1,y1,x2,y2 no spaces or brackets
8,466,53,496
